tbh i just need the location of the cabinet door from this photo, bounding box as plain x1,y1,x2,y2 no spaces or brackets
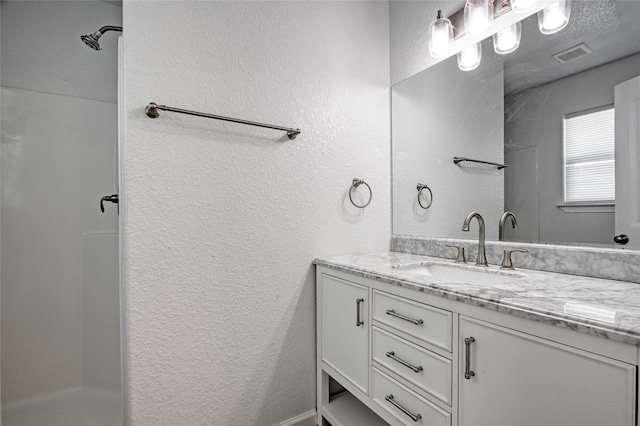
459,317,636,426
321,275,369,394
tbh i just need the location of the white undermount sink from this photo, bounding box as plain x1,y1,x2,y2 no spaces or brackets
395,262,525,285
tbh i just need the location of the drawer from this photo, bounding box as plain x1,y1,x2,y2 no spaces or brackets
373,327,451,405
372,367,451,426
373,291,452,351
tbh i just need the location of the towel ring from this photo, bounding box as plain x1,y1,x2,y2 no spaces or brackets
416,183,433,209
349,178,372,208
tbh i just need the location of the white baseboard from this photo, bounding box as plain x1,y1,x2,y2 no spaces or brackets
279,409,317,426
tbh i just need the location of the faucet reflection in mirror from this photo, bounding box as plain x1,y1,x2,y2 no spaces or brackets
428,0,572,71
499,211,518,241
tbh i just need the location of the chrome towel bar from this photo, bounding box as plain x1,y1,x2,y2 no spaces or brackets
145,102,301,140
453,156,508,170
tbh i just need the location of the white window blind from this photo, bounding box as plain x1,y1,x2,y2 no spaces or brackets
564,106,615,203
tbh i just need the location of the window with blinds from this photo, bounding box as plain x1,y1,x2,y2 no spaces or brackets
563,106,615,203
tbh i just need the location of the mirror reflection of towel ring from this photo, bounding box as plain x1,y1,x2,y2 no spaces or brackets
349,178,372,208
417,183,433,209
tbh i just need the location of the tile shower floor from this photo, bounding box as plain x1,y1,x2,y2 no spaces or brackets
2,387,122,426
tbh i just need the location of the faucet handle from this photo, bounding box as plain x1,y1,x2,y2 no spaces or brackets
501,248,528,270
446,244,466,263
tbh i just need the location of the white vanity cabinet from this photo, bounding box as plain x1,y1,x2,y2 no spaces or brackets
458,316,636,426
320,274,369,395
316,265,639,426
318,268,455,426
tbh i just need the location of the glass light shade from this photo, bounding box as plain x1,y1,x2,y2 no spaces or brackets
428,11,454,58
464,0,494,34
538,0,571,34
457,42,482,71
511,0,541,13
493,21,521,54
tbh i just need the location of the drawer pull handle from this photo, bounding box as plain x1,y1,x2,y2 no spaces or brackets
386,351,423,373
464,336,476,380
386,309,424,325
356,298,364,326
385,394,422,422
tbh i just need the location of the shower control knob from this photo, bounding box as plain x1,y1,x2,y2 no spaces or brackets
100,194,119,213
614,234,629,245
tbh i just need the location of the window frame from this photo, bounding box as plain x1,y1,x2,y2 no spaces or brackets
560,104,615,212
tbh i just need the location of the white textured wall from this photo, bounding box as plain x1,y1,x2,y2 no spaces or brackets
1,0,121,103
390,0,464,85
505,52,640,245
122,2,390,425
392,40,504,239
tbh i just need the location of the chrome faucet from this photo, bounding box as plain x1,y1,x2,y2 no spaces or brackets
499,212,518,241
462,212,488,266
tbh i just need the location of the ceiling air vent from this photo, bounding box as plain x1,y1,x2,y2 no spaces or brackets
552,43,593,63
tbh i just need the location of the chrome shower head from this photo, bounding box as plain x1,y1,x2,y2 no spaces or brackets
81,26,122,51
81,31,103,50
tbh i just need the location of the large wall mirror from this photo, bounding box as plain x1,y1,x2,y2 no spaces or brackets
392,0,640,249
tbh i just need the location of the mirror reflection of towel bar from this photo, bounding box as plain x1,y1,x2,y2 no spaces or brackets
453,156,508,170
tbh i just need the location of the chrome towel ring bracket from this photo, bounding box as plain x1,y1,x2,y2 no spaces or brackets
416,183,433,209
349,178,372,208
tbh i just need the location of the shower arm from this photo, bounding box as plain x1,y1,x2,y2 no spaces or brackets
98,26,123,35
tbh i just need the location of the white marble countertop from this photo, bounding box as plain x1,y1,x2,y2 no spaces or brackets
314,252,640,346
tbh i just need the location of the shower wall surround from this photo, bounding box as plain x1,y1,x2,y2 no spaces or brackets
1,0,121,408
1,1,120,103
1,88,117,402
122,2,390,425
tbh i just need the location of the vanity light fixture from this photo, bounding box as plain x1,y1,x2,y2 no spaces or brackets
493,21,521,54
464,0,494,34
538,0,571,34
428,10,454,59
431,0,570,69
458,42,482,71
510,0,541,13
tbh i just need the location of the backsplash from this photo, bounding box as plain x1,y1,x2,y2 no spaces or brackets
392,235,640,283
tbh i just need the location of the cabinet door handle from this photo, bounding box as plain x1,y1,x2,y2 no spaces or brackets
385,309,424,325
385,394,422,422
464,336,476,379
356,298,364,326
386,351,423,373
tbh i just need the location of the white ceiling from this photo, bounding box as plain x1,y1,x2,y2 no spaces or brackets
503,0,640,95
